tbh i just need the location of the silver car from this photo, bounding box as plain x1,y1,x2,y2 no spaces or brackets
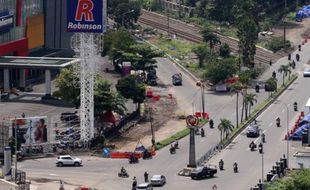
136,183,153,190
150,175,166,186
56,155,82,167
304,68,310,77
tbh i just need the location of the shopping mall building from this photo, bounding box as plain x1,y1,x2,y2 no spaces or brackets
0,0,73,93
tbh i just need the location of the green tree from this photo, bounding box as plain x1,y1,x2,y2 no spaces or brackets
265,77,277,95
218,118,234,142
192,44,209,67
237,70,252,122
113,2,141,27
54,68,80,108
94,78,127,117
103,28,136,62
203,58,238,85
116,75,146,113
278,64,291,86
127,44,163,73
219,43,231,58
107,0,129,15
208,0,236,23
201,25,221,54
235,0,259,67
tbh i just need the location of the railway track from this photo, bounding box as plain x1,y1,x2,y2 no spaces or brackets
138,10,282,64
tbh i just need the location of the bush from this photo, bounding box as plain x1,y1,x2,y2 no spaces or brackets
266,37,291,53
219,43,231,58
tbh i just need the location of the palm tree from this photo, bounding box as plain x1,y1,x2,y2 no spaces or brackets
238,71,251,122
218,118,234,142
231,81,244,128
201,25,221,54
244,93,257,118
192,44,209,67
278,64,291,86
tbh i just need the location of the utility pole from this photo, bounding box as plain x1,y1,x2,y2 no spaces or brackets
284,0,287,43
196,81,206,119
261,143,264,190
14,118,18,178
167,10,170,38
149,107,155,146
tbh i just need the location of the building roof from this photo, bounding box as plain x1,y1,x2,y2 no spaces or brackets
0,56,79,69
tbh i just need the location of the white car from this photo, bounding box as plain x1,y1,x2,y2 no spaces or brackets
304,68,310,77
150,175,166,186
56,155,82,167
136,183,153,190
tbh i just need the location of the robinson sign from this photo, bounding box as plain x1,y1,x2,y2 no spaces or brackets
67,0,104,33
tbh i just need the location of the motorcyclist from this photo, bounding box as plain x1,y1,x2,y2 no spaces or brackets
296,53,300,61
132,176,137,190
121,166,126,174
201,128,205,137
294,102,298,111
170,144,176,153
174,140,179,149
272,71,276,78
233,162,238,172
276,117,281,127
209,119,214,128
261,133,265,143
250,141,256,150
144,171,148,182
258,143,263,153
219,159,224,170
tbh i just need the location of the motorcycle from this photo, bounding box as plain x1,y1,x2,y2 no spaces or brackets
118,172,129,178
259,147,263,154
209,119,214,128
249,143,257,151
170,146,176,154
219,160,224,170
276,121,280,127
201,128,205,137
233,165,238,173
142,151,152,160
294,102,298,112
261,134,266,143
129,156,139,164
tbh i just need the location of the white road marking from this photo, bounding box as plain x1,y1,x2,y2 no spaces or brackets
282,109,285,113
49,173,59,176
268,123,273,127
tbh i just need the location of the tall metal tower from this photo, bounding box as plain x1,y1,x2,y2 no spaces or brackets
71,33,101,142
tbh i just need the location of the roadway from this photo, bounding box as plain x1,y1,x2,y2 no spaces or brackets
16,36,310,190
20,53,310,190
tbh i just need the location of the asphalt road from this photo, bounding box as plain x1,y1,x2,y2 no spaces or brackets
15,38,310,190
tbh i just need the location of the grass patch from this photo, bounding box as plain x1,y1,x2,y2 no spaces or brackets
152,36,195,60
154,119,207,150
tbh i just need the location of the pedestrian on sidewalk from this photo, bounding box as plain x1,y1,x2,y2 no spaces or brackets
22,112,25,118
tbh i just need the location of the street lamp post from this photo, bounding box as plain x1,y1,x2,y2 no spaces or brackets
283,0,287,43
196,81,206,119
148,107,155,146
261,142,264,190
121,10,134,27
276,100,290,168
14,118,18,179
